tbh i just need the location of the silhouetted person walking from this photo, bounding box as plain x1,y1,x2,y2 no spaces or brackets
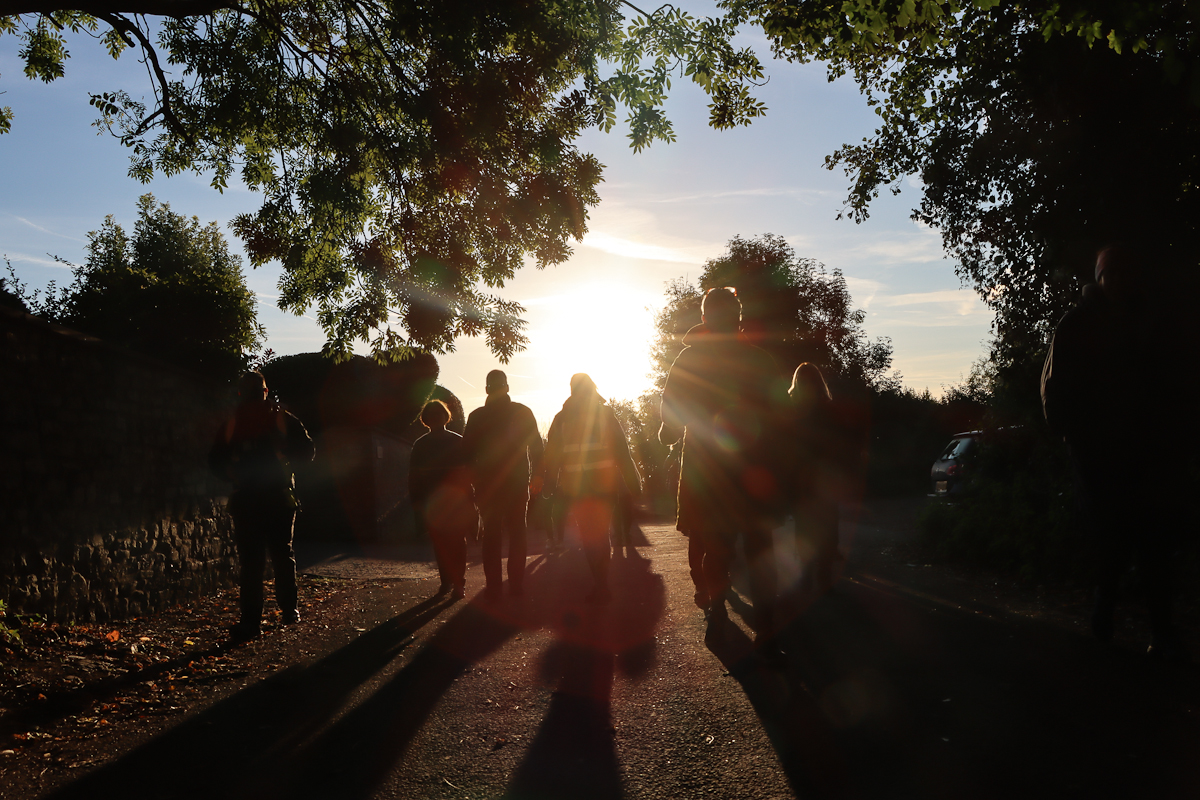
659,288,782,653
210,371,314,642
410,400,474,600
463,370,544,601
541,374,642,604
1042,245,1186,661
783,363,845,606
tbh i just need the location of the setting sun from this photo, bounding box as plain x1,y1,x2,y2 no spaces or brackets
511,281,662,424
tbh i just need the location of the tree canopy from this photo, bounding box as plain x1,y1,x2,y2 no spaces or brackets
24,194,263,379
2,1,768,362
729,0,1199,343
650,233,897,394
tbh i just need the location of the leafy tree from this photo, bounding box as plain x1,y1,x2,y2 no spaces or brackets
650,234,897,394
730,0,1200,343
2,2,769,361
43,194,263,379
2,260,32,313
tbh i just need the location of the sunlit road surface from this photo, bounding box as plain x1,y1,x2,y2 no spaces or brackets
43,516,1200,800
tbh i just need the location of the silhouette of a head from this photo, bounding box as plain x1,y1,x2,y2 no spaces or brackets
420,399,451,429
485,369,509,395
238,371,268,403
1095,244,1141,307
789,362,832,404
702,287,741,333
569,373,599,398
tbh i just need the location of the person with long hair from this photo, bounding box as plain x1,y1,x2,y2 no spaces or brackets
785,363,844,605
541,374,642,604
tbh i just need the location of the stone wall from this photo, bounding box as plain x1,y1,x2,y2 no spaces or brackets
1,306,238,622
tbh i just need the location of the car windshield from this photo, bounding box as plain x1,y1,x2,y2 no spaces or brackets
941,437,976,459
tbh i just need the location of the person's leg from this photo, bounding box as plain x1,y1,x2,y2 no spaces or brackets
702,528,734,616
428,522,453,591
743,524,777,633
480,506,504,597
265,507,299,622
505,491,529,590
231,504,267,634
686,530,710,610
575,496,613,600
449,521,468,594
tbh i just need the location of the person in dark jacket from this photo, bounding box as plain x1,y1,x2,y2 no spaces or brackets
659,288,784,646
410,400,475,600
784,363,845,607
541,374,642,603
1041,245,1186,660
210,371,314,642
463,370,544,601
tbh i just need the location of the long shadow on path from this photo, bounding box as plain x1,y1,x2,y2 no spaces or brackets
239,548,665,800
715,564,1200,800
505,550,666,800
44,595,455,800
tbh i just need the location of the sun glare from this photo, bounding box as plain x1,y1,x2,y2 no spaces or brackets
515,282,660,421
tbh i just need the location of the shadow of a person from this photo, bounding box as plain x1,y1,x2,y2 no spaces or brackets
703,612,851,800
241,594,528,800
505,539,667,800
506,640,620,800
44,595,456,800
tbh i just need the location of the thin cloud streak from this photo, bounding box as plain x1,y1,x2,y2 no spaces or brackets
8,215,87,243
580,232,703,264
3,251,71,269
644,187,835,205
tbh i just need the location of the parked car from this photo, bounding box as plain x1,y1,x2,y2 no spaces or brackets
930,431,981,496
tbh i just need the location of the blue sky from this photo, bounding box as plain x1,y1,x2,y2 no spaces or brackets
1,14,993,429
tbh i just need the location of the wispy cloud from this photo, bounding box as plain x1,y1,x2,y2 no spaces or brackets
843,275,884,309
646,187,835,205
8,215,86,243
848,234,946,265
580,232,702,264
2,251,72,269
867,288,992,326
876,289,981,310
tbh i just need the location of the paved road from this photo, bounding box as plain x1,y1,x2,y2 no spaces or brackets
40,516,1200,799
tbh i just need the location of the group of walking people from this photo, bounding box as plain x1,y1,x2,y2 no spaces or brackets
410,286,853,652
411,369,643,605
659,287,852,659
212,287,852,648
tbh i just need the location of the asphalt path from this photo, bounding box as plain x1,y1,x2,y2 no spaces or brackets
38,514,1200,799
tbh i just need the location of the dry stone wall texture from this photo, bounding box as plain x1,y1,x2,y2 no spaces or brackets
1,307,238,622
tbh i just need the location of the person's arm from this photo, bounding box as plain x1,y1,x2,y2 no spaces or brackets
525,407,546,495
659,355,686,446
461,411,480,492
283,411,315,463
540,414,563,498
408,436,429,504
208,418,236,480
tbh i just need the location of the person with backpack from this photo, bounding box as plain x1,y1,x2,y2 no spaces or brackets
541,374,642,604
659,288,784,656
210,371,314,642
